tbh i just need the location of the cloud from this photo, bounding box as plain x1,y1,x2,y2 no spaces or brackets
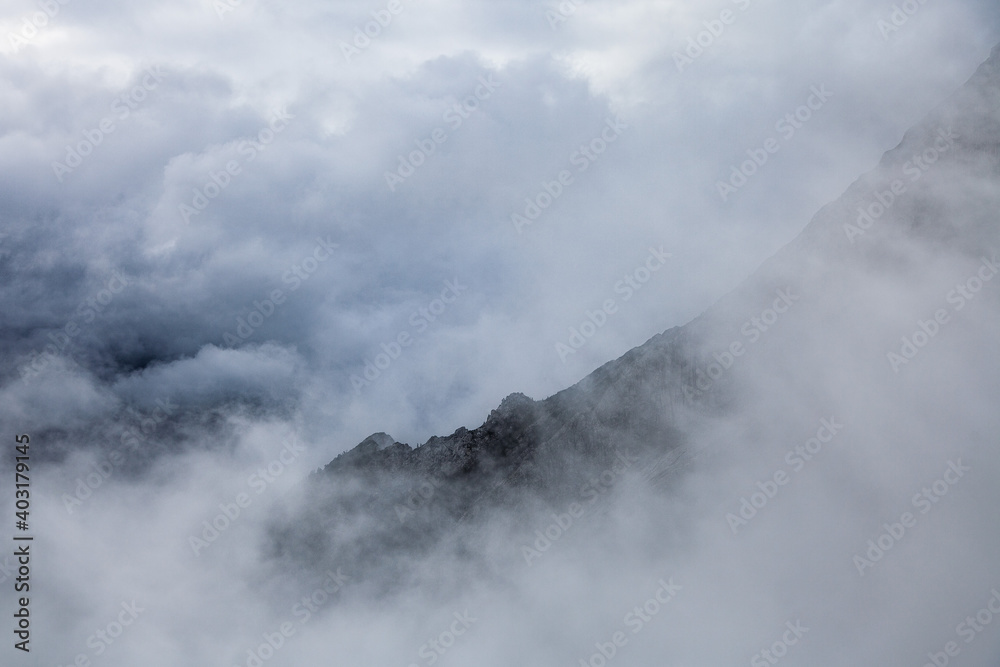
2,0,1000,664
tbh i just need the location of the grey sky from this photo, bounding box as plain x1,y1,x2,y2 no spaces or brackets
2,1,1000,665
0,0,996,451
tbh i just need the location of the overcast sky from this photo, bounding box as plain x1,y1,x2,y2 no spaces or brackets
1,0,998,454
3,1,1000,665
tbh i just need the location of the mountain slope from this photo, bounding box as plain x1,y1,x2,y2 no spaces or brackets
273,42,1000,592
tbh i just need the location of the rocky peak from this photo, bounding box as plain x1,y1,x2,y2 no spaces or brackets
488,392,535,423
365,432,397,451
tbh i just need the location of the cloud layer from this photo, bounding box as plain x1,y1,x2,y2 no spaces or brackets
2,0,1000,665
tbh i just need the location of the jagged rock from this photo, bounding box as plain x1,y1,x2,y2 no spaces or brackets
270,42,1000,597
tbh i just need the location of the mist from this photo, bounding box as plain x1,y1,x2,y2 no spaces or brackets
2,0,1000,666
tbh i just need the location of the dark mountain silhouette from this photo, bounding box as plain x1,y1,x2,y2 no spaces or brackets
268,42,1000,594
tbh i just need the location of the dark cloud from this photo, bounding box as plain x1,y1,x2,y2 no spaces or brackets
2,1,1000,665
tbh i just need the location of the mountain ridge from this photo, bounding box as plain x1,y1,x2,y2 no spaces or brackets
279,42,1000,591
326,41,1000,482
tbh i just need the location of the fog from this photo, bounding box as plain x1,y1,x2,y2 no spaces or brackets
2,0,1000,665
